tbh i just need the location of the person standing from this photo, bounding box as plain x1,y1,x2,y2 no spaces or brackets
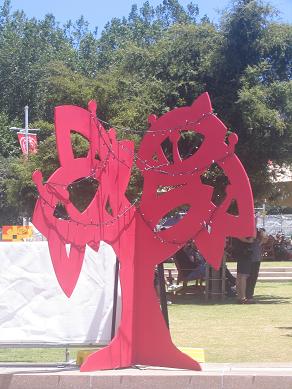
232,237,254,303
246,228,268,303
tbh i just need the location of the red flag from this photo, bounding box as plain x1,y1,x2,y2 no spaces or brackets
17,133,38,154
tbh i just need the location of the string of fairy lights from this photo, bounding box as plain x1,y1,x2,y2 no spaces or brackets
97,110,215,134
137,204,219,247
36,109,236,244
43,109,227,189
95,111,216,173
39,194,138,227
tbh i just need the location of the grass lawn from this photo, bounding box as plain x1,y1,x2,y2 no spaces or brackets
253,261,292,267
227,261,292,269
164,261,292,269
0,347,76,363
169,282,292,363
0,282,291,364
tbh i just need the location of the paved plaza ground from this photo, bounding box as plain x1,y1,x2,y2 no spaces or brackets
1,362,292,389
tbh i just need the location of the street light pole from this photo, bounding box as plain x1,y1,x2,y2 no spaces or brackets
9,105,40,159
9,106,40,226
25,105,29,156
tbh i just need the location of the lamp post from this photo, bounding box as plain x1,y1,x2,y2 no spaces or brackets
10,105,40,158
9,106,40,225
24,105,29,156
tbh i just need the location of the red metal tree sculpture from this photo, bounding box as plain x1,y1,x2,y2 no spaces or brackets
32,93,255,371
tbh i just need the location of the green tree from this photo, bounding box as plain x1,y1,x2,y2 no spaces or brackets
0,111,19,157
0,156,22,224
40,61,97,121
0,4,76,121
4,156,37,219
210,0,292,200
1,0,291,222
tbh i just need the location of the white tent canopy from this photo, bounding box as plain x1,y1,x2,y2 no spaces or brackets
0,241,121,345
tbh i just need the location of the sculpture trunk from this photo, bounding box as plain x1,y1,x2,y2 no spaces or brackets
81,215,200,371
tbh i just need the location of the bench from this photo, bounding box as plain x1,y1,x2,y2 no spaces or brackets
163,266,204,291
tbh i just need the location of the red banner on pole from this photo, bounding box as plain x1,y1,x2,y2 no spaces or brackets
17,133,38,154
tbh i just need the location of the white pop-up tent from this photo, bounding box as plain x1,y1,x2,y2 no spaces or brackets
0,241,121,345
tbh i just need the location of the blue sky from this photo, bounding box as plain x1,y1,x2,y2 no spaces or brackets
9,0,292,34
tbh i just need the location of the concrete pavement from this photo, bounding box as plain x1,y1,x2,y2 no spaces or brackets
1,362,292,389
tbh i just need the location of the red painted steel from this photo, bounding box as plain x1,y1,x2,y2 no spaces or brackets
32,93,255,371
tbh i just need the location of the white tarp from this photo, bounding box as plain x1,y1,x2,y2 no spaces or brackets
0,241,121,344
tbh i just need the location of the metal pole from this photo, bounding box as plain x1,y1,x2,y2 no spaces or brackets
111,257,120,340
65,347,70,362
24,105,29,156
9,107,40,156
24,106,29,226
157,263,169,328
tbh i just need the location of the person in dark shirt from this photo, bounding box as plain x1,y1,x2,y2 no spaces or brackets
232,237,254,303
246,228,268,303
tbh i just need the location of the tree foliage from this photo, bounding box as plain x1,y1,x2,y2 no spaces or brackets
0,0,291,223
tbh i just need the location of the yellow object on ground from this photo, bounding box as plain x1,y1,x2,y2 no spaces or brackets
178,347,205,362
76,349,99,366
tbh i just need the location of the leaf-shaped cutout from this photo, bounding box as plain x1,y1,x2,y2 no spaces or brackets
68,177,99,212
178,131,204,160
200,163,230,206
53,202,70,220
161,137,174,164
70,131,89,158
106,197,113,216
227,199,239,216
155,204,190,230
157,184,186,196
